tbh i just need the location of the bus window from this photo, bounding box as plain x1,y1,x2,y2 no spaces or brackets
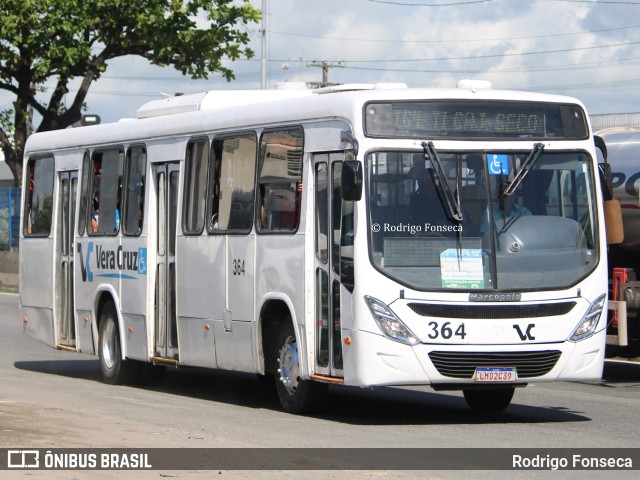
183,139,209,235
257,128,303,232
211,134,257,232
124,146,146,235
24,156,55,236
89,148,124,235
78,152,90,236
315,162,328,263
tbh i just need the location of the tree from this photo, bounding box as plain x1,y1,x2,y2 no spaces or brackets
0,0,260,186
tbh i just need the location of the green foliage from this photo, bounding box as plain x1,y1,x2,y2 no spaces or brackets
0,109,13,131
0,0,261,185
0,0,259,83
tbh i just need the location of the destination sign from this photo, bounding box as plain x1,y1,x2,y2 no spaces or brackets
364,101,588,140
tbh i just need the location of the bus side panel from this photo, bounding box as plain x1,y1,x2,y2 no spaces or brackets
74,238,98,348
119,237,151,362
20,238,56,347
178,317,216,368
20,306,55,347
75,309,95,354
175,236,222,368
255,234,306,372
221,235,256,371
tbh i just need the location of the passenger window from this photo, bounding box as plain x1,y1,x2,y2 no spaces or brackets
24,156,55,236
89,148,124,235
257,127,303,232
78,152,91,236
211,134,257,232
123,146,146,235
183,139,209,234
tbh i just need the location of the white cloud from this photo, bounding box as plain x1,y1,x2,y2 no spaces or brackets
73,0,640,122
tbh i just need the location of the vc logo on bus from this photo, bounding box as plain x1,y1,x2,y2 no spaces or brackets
77,242,147,282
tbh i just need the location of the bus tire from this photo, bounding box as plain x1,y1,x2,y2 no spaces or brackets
463,387,515,412
275,320,327,414
98,303,138,385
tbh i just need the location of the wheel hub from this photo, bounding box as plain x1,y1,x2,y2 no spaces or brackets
278,335,300,395
101,319,117,370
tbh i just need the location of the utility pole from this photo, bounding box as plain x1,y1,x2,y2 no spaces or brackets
261,0,267,89
307,61,344,88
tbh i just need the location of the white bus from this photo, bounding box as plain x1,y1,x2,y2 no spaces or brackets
20,81,610,413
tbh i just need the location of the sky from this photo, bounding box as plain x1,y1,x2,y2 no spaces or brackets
3,0,640,125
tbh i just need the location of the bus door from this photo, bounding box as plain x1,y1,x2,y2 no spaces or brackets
55,170,78,348
154,163,180,360
313,154,347,377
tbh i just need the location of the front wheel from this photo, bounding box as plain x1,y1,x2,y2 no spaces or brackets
275,320,327,414
463,387,515,412
98,303,139,385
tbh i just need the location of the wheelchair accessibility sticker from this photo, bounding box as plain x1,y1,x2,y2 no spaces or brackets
488,154,509,175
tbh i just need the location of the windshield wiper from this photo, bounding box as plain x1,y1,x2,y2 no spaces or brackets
421,141,463,222
502,142,545,200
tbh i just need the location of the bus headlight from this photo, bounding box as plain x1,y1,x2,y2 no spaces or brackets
569,294,606,342
365,296,419,345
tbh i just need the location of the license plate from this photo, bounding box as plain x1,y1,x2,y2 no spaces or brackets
474,367,517,383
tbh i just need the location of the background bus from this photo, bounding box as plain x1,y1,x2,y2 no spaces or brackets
595,128,640,352
20,82,611,413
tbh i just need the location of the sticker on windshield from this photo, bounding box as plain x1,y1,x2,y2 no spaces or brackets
440,248,484,288
487,154,509,175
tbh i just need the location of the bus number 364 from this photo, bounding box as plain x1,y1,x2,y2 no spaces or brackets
427,321,467,340
232,259,246,276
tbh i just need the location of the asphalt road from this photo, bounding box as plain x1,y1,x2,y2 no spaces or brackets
1,292,639,480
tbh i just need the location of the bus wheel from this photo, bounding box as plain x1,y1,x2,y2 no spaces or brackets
98,303,138,385
463,387,515,412
275,320,327,414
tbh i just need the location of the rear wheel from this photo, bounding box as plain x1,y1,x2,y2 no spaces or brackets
463,387,515,412
275,320,327,414
98,303,139,385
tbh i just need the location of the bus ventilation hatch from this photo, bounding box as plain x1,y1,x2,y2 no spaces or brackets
428,350,562,379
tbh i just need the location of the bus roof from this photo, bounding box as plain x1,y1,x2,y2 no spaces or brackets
24,84,587,155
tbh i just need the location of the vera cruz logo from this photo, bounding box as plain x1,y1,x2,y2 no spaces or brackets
77,242,147,282
77,242,94,282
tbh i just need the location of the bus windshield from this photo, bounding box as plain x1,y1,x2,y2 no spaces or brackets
367,149,599,290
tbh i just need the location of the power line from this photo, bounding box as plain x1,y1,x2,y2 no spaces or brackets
267,23,640,44
343,56,640,74
527,77,640,91
366,0,491,5
548,0,640,4
316,40,640,64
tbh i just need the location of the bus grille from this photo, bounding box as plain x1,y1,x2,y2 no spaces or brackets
428,350,562,379
408,302,575,319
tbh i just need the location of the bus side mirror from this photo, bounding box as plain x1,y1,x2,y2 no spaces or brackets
598,161,624,245
342,160,363,201
594,135,607,161
598,162,613,201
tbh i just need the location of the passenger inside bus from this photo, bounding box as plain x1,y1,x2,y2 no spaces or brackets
91,190,99,233
481,184,531,234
